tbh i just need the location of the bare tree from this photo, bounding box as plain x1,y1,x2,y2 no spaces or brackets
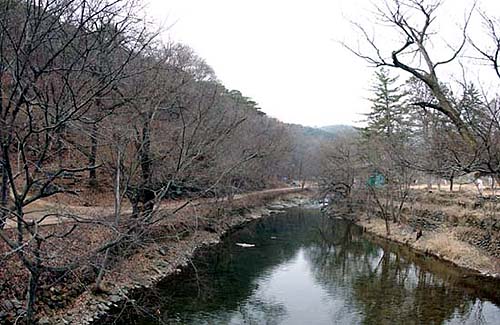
471,12,500,81
345,0,500,181
345,0,475,136
319,130,362,216
0,0,154,321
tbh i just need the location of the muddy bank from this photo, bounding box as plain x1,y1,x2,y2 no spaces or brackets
44,190,313,325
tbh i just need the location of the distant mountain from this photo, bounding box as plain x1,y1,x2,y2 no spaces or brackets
301,126,337,139
319,125,356,135
286,124,357,143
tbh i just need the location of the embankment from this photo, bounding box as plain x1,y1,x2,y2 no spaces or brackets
350,190,500,280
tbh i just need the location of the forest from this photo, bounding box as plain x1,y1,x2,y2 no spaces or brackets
0,0,335,323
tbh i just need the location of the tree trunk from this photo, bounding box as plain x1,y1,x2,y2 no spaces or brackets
56,127,64,167
0,147,8,203
390,191,397,223
26,270,40,324
0,160,8,229
385,215,391,236
449,177,454,192
89,123,98,188
94,248,110,293
95,149,121,292
140,120,152,183
26,238,42,324
0,164,7,204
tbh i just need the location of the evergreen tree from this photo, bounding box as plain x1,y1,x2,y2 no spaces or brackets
458,83,487,133
363,68,409,141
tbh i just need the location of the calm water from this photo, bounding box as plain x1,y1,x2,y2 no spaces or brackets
113,208,500,324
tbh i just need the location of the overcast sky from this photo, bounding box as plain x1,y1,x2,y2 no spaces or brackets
145,0,499,127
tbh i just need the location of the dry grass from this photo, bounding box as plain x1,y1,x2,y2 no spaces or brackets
414,231,495,272
359,218,499,276
411,183,498,195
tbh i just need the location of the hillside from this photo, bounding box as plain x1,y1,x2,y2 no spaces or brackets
320,124,357,135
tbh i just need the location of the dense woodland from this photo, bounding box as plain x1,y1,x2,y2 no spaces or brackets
0,0,335,323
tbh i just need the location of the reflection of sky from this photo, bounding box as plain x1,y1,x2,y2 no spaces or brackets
192,243,500,325
227,248,362,324
211,241,499,325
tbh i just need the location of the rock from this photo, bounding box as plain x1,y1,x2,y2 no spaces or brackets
11,299,22,309
203,224,217,233
108,295,121,303
2,300,14,311
38,316,51,324
2,299,22,312
51,294,61,302
156,261,169,268
99,303,110,311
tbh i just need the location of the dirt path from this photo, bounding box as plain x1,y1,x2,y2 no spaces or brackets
4,187,305,228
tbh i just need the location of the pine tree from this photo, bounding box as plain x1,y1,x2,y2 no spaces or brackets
364,68,409,140
458,83,487,132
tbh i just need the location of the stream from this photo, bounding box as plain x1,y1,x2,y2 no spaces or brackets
110,208,500,324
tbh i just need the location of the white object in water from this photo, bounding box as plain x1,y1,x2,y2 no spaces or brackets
236,243,255,248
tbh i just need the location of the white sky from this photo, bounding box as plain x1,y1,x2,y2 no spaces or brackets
145,0,500,127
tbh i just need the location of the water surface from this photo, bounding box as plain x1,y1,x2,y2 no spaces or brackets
115,208,500,324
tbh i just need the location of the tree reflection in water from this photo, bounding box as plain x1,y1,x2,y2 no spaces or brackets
305,216,498,324
106,208,500,324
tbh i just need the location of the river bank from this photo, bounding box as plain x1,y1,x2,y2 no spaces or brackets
350,189,500,280
44,189,313,324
